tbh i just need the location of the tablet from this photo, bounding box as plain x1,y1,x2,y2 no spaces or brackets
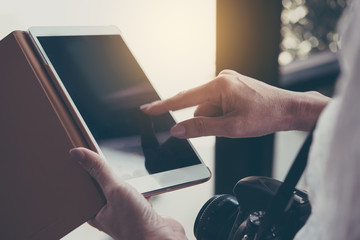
28,26,211,196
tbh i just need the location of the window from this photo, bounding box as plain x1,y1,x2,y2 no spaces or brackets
279,0,347,65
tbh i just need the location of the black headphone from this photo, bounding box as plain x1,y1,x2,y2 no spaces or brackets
194,128,315,240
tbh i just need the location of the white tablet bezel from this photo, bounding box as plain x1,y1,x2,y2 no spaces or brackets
28,26,211,196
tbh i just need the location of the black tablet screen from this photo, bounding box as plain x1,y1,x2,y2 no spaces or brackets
38,35,201,180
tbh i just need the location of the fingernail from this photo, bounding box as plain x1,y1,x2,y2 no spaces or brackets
140,103,151,111
171,125,186,138
69,148,85,163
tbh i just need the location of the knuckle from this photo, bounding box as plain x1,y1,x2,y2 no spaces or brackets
107,183,132,202
88,159,105,179
219,69,236,76
214,76,233,92
106,187,121,202
192,118,207,136
175,90,187,99
168,90,187,107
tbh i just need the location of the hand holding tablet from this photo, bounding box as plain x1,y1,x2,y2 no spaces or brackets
69,147,187,240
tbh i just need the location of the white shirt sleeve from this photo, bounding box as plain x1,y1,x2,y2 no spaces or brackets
296,0,360,239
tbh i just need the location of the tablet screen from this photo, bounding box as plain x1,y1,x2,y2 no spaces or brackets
37,35,201,180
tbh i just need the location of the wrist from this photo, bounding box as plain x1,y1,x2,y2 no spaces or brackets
283,91,330,131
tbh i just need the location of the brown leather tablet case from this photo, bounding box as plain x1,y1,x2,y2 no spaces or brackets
0,31,105,240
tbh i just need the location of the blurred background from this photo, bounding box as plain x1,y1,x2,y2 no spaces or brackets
0,0,346,239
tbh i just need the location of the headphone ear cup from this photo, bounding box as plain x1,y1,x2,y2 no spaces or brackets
194,194,239,240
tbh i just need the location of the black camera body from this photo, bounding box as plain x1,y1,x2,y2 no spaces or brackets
194,176,311,240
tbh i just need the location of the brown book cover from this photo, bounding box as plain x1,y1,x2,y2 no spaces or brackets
0,31,105,240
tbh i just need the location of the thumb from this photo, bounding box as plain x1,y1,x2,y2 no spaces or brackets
69,147,117,194
171,116,229,138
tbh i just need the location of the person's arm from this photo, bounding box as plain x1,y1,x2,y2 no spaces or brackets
69,148,187,240
141,70,330,138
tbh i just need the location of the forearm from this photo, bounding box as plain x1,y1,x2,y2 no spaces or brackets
282,90,331,131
